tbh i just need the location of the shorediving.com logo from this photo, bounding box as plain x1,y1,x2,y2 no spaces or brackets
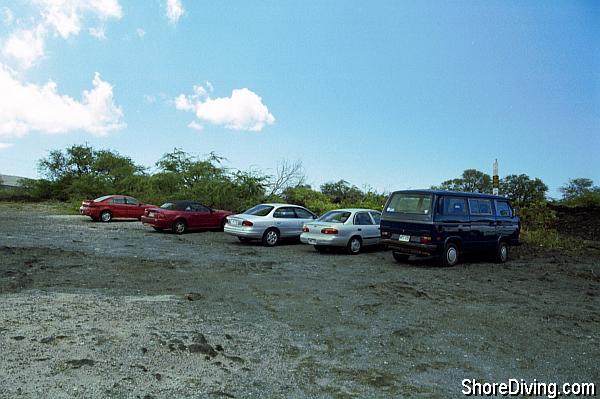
462,379,596,398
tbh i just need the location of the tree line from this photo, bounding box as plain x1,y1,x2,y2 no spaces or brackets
5,145,599,220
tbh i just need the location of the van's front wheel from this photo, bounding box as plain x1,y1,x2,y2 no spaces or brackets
495,241,508,263
440,243,459,267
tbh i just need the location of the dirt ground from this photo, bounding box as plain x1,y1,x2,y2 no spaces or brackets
0,203,598,398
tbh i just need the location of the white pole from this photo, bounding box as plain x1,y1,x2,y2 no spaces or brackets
493,159,499,195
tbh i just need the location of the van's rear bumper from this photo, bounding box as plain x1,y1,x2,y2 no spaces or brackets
382,239,439,256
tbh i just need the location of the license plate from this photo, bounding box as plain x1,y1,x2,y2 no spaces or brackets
398,235,410,242
308,239,317,245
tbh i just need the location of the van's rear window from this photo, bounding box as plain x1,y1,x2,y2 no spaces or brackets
385,193,433,215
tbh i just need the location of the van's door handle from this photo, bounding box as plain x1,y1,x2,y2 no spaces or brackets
357,228,362,231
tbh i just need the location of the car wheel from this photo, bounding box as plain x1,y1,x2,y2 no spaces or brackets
314,245,328,253
346,236,362,255
495,241,508,263
100,210,112,223
152,227,163,232
173,219,186,234
392,251,409,263
238,237,251,242
262,228,280,247
440,242,459,267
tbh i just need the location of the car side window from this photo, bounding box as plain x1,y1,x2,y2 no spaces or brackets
443,197,468,215
191,203,210,212
293,207,314,219
273,207,297,218
125,197,139,206
478,199,492,215
369,212,381,224
354,212,374,225
495,201,512,217
111,197,126,205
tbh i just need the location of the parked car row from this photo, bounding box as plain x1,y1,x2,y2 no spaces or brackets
80,189,520,266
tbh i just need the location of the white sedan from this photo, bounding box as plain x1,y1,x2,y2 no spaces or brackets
300,208,382,254
224,203,317,246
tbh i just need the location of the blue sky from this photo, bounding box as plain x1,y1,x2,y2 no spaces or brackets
0,0,598,198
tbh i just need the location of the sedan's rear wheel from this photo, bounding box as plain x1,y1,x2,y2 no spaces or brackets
173,219,186,234
346,236,362,255
100,210,112,223
262,228,280,247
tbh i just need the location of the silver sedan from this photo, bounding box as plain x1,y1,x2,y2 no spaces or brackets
224,203,317,246
300,208,382,254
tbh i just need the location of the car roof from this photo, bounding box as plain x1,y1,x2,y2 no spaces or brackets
326,208,381,213
259,203,308,208
390,189,508,200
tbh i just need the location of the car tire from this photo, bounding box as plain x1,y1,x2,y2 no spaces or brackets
440,242,459,267
495,241,508,263
153,227,163,232
238,237,251,243
100,210,112,223
262,228,280,247
173,219,187,234
314,245,328,253
392,251,410,263
346,236,362,255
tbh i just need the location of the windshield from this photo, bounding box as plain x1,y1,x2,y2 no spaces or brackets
243,204,274,216
160,203,176,210
385,193,433,215
94,195,112,202
318,211,352,223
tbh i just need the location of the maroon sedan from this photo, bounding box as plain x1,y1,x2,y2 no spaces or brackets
141,200,233,234
80,195,156,222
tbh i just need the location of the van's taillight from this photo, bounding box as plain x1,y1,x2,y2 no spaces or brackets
242,220,253,227
321,228,338,235
420,235,432,244
381,230,391,238
302,226,309,232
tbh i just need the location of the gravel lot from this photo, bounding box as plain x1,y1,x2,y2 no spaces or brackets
1,204,599,398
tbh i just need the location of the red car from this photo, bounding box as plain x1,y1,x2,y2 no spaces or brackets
80,195,156,222
141,200,233,234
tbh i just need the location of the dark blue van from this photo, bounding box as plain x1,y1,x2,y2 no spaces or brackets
380,190,520,266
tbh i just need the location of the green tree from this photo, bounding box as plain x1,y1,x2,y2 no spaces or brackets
559,178,594,200
320,180,363,204
500,174,548,207
435,169,492,193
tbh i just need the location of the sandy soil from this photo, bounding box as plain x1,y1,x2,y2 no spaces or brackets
0,204,599,398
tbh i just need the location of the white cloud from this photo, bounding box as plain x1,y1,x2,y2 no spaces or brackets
166,0,184,25
88,26,106,40
0,64,125,139
1,0,122,68
1,7,14,25
38,0,123,39
187,121,203,131
136,28,145,38
0,142,14,150
2,25,47,68
176,84,275,132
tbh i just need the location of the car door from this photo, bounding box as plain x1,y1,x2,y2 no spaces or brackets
110,196,128,218
468,198,496,250
189,203,212,229
369,211,382,244
272,207,298,237
494,199,518,242
354,212,379,245
124,196,141,218
293,207,316,236
435,196,472,250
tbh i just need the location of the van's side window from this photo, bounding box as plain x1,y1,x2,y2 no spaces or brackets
495,201,512,217
442,197,468,215
469,199,493,215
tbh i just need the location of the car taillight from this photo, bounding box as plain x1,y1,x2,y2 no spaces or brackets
302,226,309,232
242,220,253,227
321,228,338,235
420,235,432,244
381,230,390,238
